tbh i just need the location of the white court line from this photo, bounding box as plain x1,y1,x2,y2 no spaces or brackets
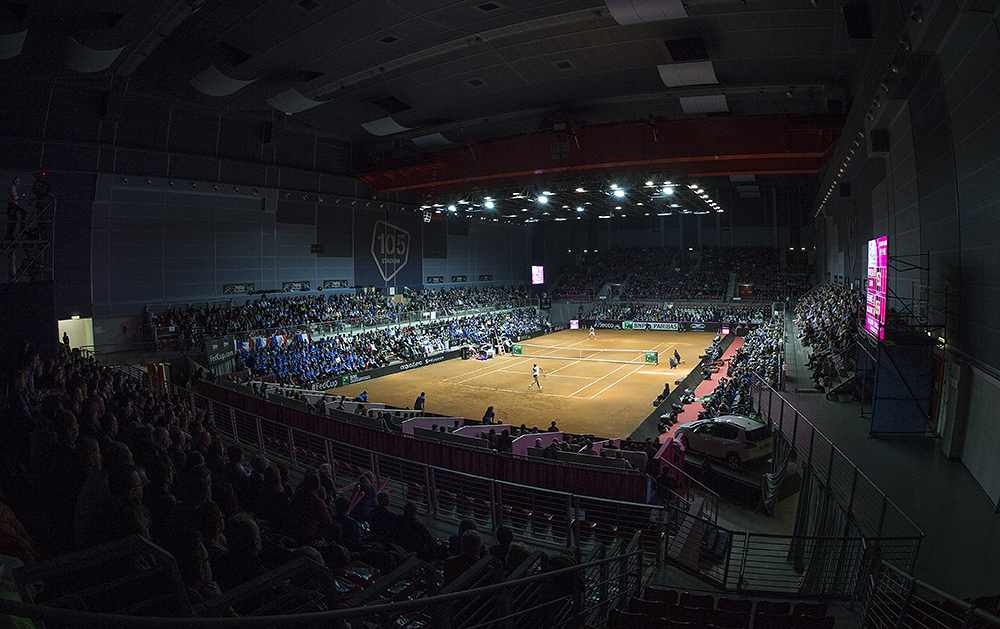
442,359,510,382
454,383,573,399
568,363,629,397
586,363,648,399
548,360,581,375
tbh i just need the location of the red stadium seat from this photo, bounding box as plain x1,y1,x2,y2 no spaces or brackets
632,597,670,619
756,602,791,616
645,586,679,605
680,592,715,609
718,599,753,615
792,603,828,618
611,608,654,629
755,613,792,629
712,609,751,629
669,604,711,625
791,616,834,629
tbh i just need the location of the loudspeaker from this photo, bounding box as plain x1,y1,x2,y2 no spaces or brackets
842,4,872,39
869,128,889,156
461,347,471,360
263,113,285,145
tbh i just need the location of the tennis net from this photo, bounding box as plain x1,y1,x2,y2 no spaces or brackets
511,343,658,365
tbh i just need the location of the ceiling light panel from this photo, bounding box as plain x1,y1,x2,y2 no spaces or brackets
679,94,729,114
657,60,718,87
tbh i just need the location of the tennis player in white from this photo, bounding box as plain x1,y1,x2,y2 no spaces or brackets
528,363,543,391
588,326,597,340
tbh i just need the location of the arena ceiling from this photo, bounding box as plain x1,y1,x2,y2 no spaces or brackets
0,0,888,212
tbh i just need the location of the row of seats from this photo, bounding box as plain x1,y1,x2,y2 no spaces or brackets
611,590,836,629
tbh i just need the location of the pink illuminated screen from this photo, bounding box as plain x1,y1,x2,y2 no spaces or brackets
864,236,888,339
569,320,579,330
531,266,544,285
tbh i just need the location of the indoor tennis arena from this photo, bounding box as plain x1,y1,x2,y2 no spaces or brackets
3,2,1000,628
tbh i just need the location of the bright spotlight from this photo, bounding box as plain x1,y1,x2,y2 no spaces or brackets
645,180,654,186
613,189,625,198
485,201,494,209
537,195,548,204
576,207,584,212
575,187,586,193
448,205,457,212
663,187,673,195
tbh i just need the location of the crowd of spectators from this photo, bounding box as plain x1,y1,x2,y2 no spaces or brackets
697,316,785,420
0,340,577,612
795,283,863,390
551,248,663,298
587,302,771,323
237,308,547,388
557,246,808,303
151,284,530,343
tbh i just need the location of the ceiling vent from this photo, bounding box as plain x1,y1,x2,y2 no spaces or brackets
466,77,486,88
379,35,399,44
606,0,687,24
665,37,709,62
298,0,320,11
477,2,502,12
552,59,576,71
372,95,411,114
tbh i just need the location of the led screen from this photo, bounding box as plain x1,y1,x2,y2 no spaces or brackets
531,265,544,285
569,320,579,330
864,236,888,339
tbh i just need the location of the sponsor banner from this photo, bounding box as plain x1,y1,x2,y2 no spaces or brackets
478,274,493,281
451,275,467,283
223,283,254,295
580,320,743,334
426,276,444,284
324,279,349,289
206,336,236,365
335,349,463,388
283,281,310,292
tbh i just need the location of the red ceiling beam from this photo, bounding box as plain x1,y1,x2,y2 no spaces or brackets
357,114,843,194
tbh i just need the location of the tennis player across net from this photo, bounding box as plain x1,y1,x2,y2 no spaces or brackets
511,343,658,365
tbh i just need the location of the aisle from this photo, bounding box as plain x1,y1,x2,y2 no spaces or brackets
658,336,744,443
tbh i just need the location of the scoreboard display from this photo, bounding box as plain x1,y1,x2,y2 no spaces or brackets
864,236,888,339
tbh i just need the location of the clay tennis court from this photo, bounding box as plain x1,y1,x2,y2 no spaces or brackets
329,328,716,438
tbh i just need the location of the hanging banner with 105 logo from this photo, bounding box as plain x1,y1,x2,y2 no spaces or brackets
354,209,423,288
371,219,410,282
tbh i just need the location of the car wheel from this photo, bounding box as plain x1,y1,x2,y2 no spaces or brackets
725,451,741,469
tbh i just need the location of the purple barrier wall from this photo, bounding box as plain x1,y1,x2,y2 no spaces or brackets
512,431,564,456
402,417,466,435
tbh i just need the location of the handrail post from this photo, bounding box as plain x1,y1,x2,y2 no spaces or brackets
427,467,438,518
229,407,238,443
255,415,265,455
287,427,297,467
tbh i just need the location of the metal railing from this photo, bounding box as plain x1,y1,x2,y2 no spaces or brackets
749,373,923,560
0,539,643,629
859,559,1000,629
95,355,918,598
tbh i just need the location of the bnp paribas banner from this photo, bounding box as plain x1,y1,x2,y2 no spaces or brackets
353,208,423,289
